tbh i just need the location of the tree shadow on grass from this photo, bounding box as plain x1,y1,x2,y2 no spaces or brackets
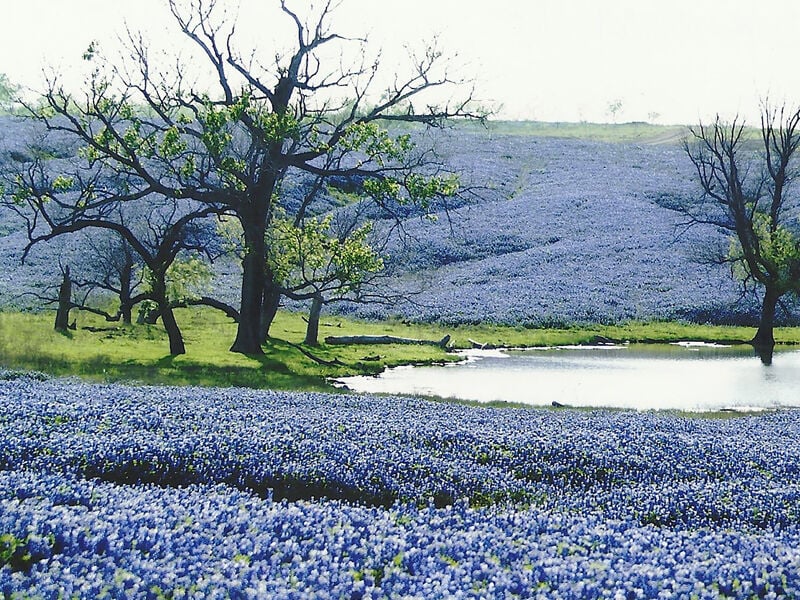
156,355,176,368
153,349,331,391
2,336,336,391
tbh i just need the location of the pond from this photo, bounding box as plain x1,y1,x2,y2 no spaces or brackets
338,343,800,411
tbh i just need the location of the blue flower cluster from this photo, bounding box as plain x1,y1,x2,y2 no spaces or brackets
3,377,800,597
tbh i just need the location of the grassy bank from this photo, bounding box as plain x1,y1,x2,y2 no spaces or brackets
481,120,690,144
1,308,798,391
0,309,458,390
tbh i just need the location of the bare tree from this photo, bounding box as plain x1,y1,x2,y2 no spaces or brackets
607,99,623,123
683,103,800,360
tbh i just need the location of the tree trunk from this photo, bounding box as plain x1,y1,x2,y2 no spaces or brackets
119,257,133,325
160,303,186,356
54,266,72,332
751,285,779,352
231,220,266,354
151,274,185,355
304,293,324,346
754,344,774,366
260,268,282,342
120,302,133,325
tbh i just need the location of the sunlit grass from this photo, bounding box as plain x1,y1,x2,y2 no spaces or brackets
468,119,766,146
0,308,797,391
437,319,800,348
479,120,689,144
0,309,458,390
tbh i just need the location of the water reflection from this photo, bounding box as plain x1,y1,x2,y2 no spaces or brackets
339,343,800,411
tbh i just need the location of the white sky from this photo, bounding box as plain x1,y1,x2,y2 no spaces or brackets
1,0,799,125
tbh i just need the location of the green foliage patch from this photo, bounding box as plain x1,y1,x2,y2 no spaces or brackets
0,532,52,572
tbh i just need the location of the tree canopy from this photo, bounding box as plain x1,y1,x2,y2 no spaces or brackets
269,210,386,345
2,0,483,354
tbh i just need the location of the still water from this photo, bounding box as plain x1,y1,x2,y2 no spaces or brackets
339,343,800,411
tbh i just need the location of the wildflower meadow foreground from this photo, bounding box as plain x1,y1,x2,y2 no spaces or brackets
2,373,800,598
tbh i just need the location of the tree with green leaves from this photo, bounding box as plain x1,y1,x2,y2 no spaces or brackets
4,0,481,355
683,103,800,361
268,209,386,345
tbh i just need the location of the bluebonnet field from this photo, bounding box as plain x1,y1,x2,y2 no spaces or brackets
3,372,800,598
337,128,767,326
0,117,771,324
0,118,82,304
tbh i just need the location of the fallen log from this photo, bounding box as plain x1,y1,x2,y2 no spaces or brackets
325,334,451,348
468,338,497,350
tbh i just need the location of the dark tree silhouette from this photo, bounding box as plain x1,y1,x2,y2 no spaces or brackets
54,265,73,332
683,103,800,361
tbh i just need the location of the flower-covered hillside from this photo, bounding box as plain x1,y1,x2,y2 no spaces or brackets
343,129,758,325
